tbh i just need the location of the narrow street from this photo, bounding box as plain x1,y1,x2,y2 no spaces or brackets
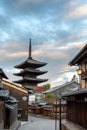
18,115,59,130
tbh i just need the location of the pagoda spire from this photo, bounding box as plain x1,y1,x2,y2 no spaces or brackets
29,38,32,59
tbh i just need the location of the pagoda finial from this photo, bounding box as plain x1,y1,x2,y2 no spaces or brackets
29,38,32,58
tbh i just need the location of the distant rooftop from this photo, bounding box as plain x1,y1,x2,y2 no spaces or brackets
44,81,79,94
62,88,87,97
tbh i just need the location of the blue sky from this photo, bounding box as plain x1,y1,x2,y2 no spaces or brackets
0,0,87,87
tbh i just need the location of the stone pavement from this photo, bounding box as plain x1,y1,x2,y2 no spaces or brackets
18,115,59,130
18,115,85,130
62,120,85,130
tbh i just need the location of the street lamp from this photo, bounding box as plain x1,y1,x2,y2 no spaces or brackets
53,96,58,130
58,93,62,130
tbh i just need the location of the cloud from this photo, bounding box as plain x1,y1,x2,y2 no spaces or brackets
17,0,45,5
59,42,85,51
51,71,78,88
32,41,85,63
56,65,76,74
0,41,28,62
16,0,59,8
0,0,87,85
6,52,27,58
66,4,87,20
32,42,68,60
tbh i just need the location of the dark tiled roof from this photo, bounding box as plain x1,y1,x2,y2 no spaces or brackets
14,69,47,76
14,58,47,69
44,81,79,93
3,80,28,94
69,44,87,66
62,88,87,97
13,77,48,84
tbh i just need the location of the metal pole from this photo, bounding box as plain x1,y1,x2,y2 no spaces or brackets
55,98,57,130
59,98,61,130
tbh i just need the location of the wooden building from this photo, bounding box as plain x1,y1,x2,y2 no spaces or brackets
69,44,87,89
44,81,79,95
62,44,87,129
3,80,28,121
0,68,20,130
63,89,87,129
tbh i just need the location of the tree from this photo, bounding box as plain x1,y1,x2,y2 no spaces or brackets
45,92,56,101
43,84,50,90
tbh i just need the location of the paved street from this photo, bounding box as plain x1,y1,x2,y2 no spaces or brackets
18,115,59,130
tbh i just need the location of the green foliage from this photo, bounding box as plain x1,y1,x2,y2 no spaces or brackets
45,92,56,101
43,84,50,90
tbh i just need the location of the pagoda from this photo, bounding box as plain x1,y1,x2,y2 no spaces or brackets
13,39,48,90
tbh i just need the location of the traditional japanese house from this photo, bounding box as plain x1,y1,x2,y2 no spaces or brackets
13,39,48,90
69,44,87,89
44,81,79,95
62,44,87,129
3,80,28,121
0,68,20,130
44,81,79,121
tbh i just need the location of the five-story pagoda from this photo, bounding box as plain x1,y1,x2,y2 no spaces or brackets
13,39,48,90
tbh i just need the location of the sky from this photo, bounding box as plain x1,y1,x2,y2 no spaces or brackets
0,0,87,88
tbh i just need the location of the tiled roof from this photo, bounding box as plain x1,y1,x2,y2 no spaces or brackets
62,88,87,97
69,44,87,65
44,81,79,94
2,80,28,94
14,58,47,69
14,69,47,76
14,77,48,84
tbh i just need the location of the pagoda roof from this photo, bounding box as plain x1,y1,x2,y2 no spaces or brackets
69,44,87,66
14,57,47,69
13,77,48,84
14,69,48,76
0,68,8,79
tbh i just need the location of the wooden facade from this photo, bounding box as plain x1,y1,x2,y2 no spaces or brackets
0,102,5,129
69,44,87,89
0,68,21,130
28,103,67,119
65,92,87,129
63,44,87,129
2,80,28,121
